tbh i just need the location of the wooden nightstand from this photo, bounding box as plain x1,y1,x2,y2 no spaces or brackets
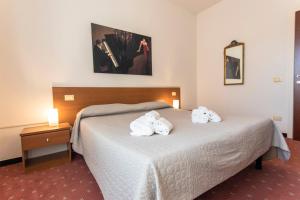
20,123,71,172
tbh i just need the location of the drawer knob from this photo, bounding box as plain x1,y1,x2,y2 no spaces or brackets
46,138,49,142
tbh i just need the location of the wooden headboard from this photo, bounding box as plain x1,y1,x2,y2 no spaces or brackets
52,87,180,125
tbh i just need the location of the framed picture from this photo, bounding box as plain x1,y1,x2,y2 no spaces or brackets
91,23,152,75
224,41,245,85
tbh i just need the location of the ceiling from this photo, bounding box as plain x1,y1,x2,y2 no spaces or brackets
169,0,223,13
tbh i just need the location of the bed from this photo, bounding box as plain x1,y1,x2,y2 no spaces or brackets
52,87,290,200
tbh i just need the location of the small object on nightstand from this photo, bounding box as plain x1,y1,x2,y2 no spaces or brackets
173,100,180,109
48,108,59,126
20,123,71,172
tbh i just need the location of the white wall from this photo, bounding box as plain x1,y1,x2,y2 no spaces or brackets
0,0,197,161
197,0,300,138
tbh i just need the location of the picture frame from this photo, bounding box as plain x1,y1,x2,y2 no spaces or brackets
224,41,245,85
91,23,152,76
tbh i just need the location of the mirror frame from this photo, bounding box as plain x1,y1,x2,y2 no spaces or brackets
224,41,245,85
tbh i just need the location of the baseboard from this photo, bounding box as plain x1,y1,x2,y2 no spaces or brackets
282,133,287,138
0,157,22,167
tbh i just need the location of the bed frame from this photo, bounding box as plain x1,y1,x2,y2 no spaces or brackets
52,87,180,125
52,86,264,170
255,156,263,170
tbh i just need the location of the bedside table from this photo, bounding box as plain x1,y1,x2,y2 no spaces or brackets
20,123,71,172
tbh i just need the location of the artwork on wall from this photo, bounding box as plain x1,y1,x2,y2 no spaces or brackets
224,41,245,85
91,23,152,75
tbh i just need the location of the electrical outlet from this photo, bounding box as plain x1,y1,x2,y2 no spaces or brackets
272,115,282,121
171,92,177,97
64,95,75,101
272,77,282,83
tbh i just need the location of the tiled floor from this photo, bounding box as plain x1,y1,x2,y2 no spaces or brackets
1,139,299,200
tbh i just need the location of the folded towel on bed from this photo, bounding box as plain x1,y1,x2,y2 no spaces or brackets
130,116,154,136
192,106,222,124
130,111,174,136
145,110,160,123
192,107,209,124
153,117,174,136
208,110,222,122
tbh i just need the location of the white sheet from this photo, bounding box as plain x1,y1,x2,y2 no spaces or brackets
73,108,290,200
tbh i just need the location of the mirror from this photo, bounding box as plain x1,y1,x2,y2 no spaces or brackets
224,41,245,85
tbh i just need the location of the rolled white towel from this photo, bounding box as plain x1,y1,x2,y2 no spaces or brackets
192,109,209,124
153,117,173,136
130,116,154,136
145,110,160,123
208,110,222,122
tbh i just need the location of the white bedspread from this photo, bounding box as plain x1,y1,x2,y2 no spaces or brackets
72,107,290,200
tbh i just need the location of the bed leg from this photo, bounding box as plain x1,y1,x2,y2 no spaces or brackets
255,156,263,170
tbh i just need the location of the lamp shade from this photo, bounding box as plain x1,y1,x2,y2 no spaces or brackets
173,100,180,109
48,108,59,126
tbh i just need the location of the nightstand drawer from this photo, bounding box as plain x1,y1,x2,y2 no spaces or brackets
22,130,70,150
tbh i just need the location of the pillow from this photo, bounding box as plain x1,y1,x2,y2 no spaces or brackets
79,101,171,119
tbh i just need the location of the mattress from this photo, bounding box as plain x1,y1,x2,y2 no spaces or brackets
74,107,284,200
